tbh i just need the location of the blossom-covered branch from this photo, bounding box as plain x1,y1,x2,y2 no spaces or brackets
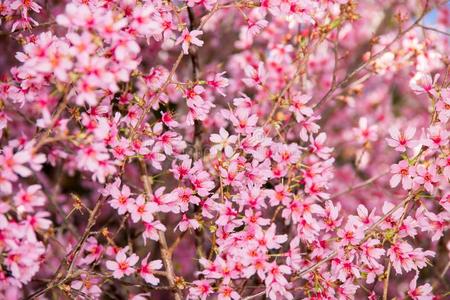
0,0,449,300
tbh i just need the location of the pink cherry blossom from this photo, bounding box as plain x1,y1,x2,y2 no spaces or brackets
128,194,158,223
210,128,238,157
289,93,313,122
0,0,449,299
107,181,135,215
189,280,214,300
409,72,439,95
413,164,440,194
390,160,415,190
13,184,46,213
106,247,139,279
139,254,162,285
177,29,204,55
386,126,417,152
408,274,433,300
423,125,448,149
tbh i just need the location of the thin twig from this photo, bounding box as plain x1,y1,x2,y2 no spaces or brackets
330,170,389,199
139,159,183,300
418,24,450,37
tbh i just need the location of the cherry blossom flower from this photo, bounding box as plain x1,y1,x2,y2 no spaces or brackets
13,184,46,213
189,280,214,300
354,117,378,144
139,254,162,285
289,93,313,122
218,285,240,300
408,274,433,300
423,125,448,149
177,29,204,54
175,213,200,232
107,182,135,215
79,237,104,265
0,147,32,178
387,241,434,274
386,127,417,152
128,194,158,223
309,133,333,159
337,219,364,246
409,72,439,95
227,109,258,135
390,160,415,190
243,62,266,87
246,16,268,37
207,72,229,96
70,274,101,299
210,128,238,157
143,219,166,243
0,0,449,298
106,247,139,279
436,88,449,122
161,111,180,128
413,165,439,194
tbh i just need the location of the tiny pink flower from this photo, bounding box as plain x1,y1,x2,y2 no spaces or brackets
189,280,214,300
210,128,238,158
408,274,433,300
108,183,135,215
409,72,439,95
386,126,417,152
414,165,439,193
176,29,204,54
139,254,162,285
289,93,313,122
106,247,139,279
423,125,448,149
390,160,415,190
128,194,158,223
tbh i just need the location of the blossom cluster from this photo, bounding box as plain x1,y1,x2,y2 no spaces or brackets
0,0,449,299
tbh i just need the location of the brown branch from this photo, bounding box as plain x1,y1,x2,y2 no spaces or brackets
419,24,450,37
139,159,183,300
